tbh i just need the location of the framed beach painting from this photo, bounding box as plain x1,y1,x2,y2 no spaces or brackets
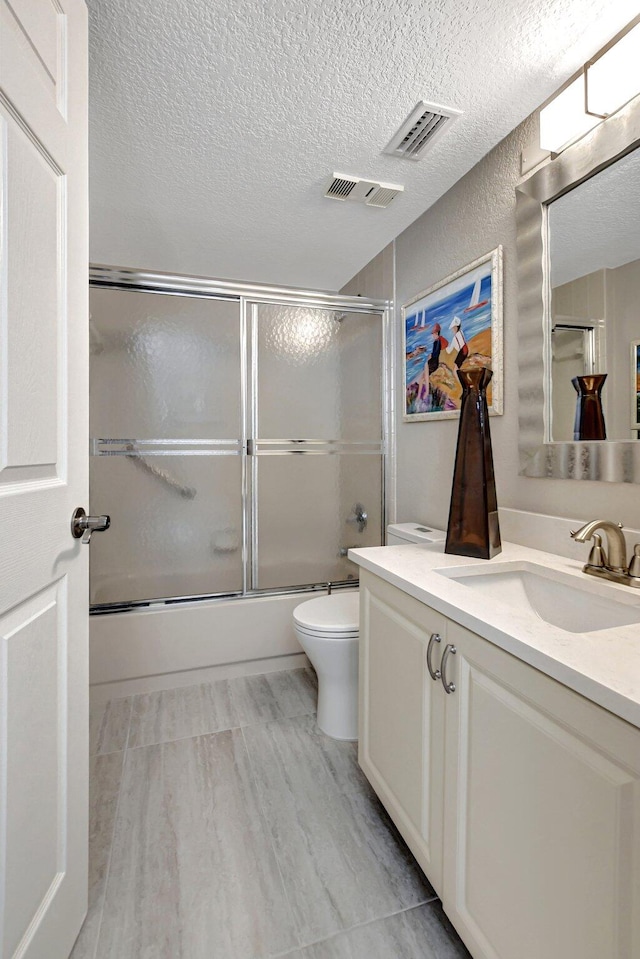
631,339,640,430
402,247,503,422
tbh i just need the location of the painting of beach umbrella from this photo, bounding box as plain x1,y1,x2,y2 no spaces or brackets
402,248,503,422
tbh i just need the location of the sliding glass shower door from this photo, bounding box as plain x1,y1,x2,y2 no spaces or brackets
89,287,244,606
251,303,383,589
89,278,386,610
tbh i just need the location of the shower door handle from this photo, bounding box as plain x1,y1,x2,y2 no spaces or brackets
71,507,111,544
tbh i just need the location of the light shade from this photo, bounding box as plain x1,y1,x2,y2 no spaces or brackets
586,22,640,117
539,76,600,153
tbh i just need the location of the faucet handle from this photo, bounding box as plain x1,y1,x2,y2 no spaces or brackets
629,544,640,579
586,534,607,569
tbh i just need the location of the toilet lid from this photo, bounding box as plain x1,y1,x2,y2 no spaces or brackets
293,592,359,633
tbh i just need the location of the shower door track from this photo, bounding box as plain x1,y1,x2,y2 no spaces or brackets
90,264,386,311
89,581,359,616
89,264,393,614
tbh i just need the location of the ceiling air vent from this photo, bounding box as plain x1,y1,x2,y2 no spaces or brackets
325,175,359,200
383,100,462,161
324,173,404,208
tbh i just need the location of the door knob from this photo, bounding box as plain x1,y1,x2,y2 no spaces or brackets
71,507,110,544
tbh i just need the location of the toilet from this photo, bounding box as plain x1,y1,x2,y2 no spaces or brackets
293,523,446,740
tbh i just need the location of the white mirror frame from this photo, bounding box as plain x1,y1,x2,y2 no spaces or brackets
516,94,640,482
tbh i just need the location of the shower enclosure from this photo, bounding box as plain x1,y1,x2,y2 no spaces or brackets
89,267,390,612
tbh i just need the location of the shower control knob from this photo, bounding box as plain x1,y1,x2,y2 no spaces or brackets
71,507,111,544
347,503,368,534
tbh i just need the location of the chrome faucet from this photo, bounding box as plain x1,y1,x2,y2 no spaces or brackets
570,519,640,588
570,520,627,572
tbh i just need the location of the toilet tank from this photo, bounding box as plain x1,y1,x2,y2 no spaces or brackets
386,522,446,545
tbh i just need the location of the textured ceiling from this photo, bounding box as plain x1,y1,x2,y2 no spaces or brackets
550,144,640,287
88,0,639,290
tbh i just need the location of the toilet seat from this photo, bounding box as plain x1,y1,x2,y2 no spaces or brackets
293,592,359,634
294,623,358,641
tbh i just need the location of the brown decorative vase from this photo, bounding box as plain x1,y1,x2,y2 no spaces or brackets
445,367,501,560
572,374,607,441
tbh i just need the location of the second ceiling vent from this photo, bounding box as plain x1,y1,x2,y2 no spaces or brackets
384,100,462,161
324,174,404,208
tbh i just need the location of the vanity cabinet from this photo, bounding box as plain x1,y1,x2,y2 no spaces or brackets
358,571,640,959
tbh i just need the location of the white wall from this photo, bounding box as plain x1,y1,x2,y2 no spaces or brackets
606,259,640,441
343,115,640,533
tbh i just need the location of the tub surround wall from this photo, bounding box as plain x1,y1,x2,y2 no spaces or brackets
342,113,640,536
89,592,313,701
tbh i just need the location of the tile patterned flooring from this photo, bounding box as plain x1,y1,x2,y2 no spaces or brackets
73,668,470,959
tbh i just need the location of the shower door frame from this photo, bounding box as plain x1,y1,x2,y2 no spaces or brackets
89,265,394,613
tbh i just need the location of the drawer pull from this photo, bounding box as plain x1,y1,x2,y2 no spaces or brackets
426,633,442,681
440,644,457,694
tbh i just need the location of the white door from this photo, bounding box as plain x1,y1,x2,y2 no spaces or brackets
0,2,90,958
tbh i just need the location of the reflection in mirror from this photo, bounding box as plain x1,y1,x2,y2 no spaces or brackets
551,325,595,440
548,144,640,441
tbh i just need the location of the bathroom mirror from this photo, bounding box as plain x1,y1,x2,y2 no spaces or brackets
516,93,640,481
549,146,640,441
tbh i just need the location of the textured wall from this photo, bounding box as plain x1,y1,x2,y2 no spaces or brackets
340,244,394,302
344,116,640,533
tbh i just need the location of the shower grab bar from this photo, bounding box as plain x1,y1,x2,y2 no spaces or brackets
124,443,197,499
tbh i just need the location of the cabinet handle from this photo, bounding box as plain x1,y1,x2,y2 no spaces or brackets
440,644,457,694
426,633,442,680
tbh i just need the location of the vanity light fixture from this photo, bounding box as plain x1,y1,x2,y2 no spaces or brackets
586,21,640,118
539,76,600,154
539,17,640,154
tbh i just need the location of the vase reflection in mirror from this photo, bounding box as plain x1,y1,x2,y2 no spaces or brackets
445,367,501,560
571,374,607,441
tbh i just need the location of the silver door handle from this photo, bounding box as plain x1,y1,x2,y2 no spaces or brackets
426,632,442,680
440,644,457,694
71,507,111,544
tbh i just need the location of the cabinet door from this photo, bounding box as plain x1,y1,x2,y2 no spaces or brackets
358,571,447,890
442,621,640,959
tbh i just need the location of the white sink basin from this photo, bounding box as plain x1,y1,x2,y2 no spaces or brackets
436,561,640,633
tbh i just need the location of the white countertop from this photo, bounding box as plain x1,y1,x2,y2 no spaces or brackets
348,541,640,729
